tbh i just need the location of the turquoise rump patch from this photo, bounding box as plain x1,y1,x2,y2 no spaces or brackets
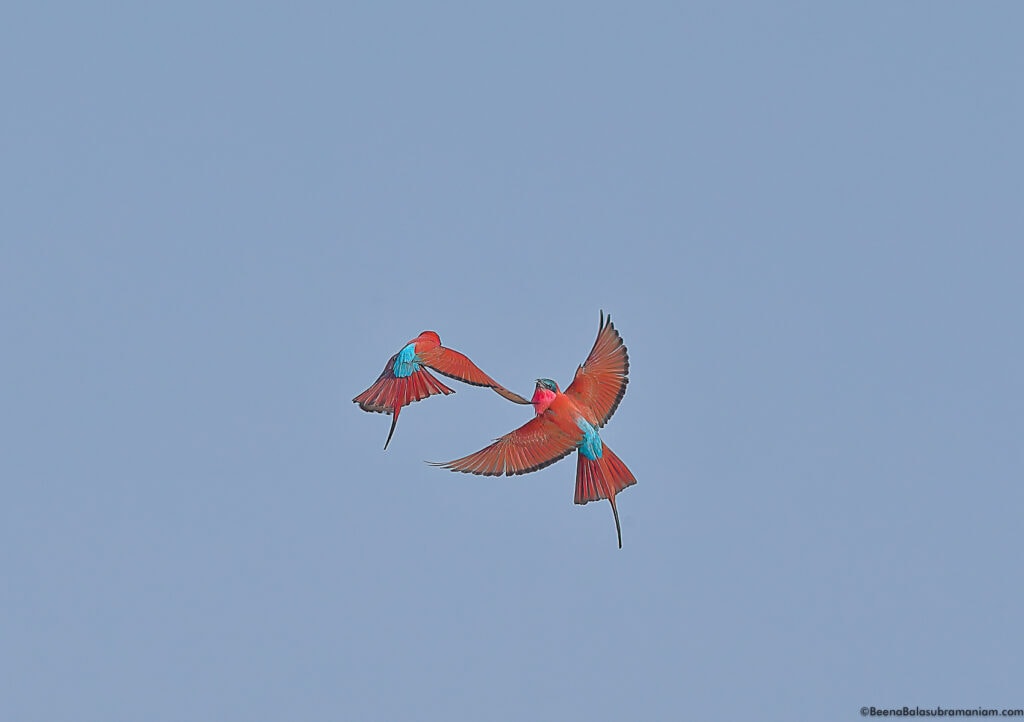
392,343,420,378
575,417,603,460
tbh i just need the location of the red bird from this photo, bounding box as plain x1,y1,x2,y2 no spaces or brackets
433,312,636,547
354,330,530,450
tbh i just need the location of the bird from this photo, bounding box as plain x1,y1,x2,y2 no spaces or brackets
432,312,636,547
354,330,531,450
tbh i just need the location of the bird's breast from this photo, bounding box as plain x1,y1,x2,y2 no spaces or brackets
541,395,588,439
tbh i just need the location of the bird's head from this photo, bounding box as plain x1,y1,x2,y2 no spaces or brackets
531,378,559,413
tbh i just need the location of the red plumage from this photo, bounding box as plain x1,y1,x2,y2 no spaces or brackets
565,313,630,428
354,330,529,450
434,312,637,547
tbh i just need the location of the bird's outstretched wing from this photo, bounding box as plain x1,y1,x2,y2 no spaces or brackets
424,347,530,404
564,311,629,427
432,415,578,476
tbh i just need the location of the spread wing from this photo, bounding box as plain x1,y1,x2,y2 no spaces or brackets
431,415,578,476
426,346,530,405
564,311,629,427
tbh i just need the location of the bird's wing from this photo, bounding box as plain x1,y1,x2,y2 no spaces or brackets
564,311,629,427
431,415,578,476
353,355,455,413
426,346,531,404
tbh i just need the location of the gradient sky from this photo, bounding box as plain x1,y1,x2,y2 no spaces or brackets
3,3,1022,720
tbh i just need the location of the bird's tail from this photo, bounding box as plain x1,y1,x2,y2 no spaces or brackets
353,367,456,449
575,443,637,548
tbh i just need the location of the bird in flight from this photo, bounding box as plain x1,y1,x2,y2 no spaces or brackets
354,330,530,450
433,312,636,547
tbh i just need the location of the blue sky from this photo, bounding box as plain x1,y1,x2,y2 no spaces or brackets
3,3,1022,720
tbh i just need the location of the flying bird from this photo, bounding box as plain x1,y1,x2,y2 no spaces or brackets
354,330,530,450
433,312,636,548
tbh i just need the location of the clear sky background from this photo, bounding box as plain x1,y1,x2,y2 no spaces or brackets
3,3,1022,720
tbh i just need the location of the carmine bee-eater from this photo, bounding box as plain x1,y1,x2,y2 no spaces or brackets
433,312,636,548
354,331,530,450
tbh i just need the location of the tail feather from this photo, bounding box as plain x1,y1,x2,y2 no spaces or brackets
353,367,456,448
353,366,455,412
575,443,637,548
384,406,401,451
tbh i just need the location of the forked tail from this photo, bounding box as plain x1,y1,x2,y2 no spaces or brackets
575,443,637,548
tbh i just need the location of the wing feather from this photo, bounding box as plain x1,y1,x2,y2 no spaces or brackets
353,357,455,413
425,347,531,405
432,415,578,477
564,311,629,427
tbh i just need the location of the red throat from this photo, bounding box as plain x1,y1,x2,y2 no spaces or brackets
531,387,557,414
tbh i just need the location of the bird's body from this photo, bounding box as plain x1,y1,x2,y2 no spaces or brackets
354,331,530,450
434,313,636,547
